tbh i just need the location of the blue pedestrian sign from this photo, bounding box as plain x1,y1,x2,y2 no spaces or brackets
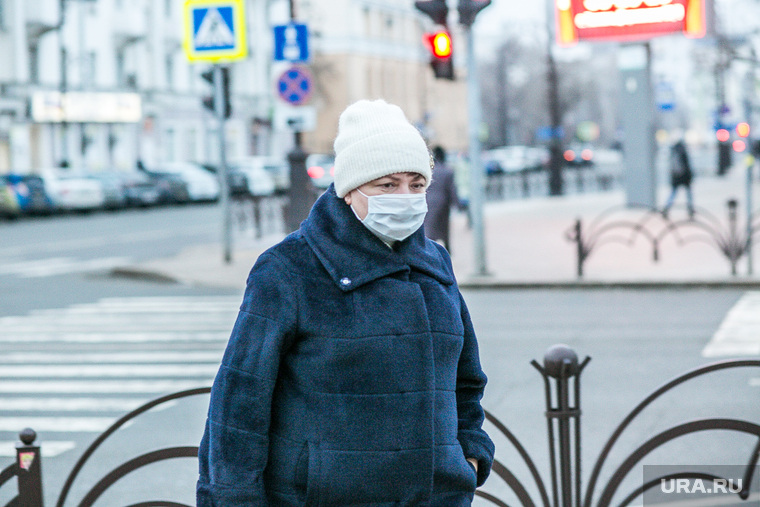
273,24,309,63
184,0,247,62
277,66,312,106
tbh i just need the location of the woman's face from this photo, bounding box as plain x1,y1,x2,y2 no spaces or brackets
344,172,427,220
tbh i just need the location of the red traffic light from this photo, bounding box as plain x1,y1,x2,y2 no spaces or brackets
426,31,452,58
716,128,730,143
736,122,750,138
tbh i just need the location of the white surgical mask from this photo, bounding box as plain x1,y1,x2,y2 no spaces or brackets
354,189,428,243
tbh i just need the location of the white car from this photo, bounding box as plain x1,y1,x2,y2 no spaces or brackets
153,162,221,202
40,169,106,212
482,146,549,174
229,160,277,197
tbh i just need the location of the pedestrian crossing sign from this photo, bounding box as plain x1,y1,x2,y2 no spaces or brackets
183,0,247,62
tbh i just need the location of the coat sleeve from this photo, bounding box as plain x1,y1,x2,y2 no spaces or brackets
197,251,298,506
456,291,495,487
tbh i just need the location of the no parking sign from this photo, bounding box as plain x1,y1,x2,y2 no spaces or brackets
276,66,312,106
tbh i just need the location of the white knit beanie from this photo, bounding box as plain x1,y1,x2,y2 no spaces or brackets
333,99,432,198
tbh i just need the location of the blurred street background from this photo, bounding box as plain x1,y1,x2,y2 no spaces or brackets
1,0,760,505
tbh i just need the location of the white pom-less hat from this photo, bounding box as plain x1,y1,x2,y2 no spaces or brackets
333,99,432,198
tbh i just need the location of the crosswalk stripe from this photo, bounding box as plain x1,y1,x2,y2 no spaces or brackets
0,332,229,343
0,397,147,412
0,351,223,364
0,417,120,432
703,291,760,357
0,364,220,378
0,441,76,457
0,380,208,394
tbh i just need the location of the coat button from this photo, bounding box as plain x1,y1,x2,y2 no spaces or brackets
340,277,352,286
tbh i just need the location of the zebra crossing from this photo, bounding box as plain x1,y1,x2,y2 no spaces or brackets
0,296,240,457
702,291,760,358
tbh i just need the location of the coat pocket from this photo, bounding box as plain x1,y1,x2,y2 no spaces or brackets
266,432,312,501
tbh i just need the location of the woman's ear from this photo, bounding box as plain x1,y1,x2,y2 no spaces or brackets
344,193,352,206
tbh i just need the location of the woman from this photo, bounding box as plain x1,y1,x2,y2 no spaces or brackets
197,99,494,506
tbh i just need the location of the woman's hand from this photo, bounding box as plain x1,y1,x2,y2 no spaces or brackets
467,458,478,473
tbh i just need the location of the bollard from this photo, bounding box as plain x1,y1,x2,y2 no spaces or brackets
283,143,315,233
16,428,43,507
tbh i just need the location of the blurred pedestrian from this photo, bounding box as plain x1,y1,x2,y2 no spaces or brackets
424,145,461,252
197,99,494,506
662,138,695,218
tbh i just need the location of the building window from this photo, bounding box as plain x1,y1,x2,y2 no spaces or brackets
165,0,171,17
164,128,176,161
29,44,39,83
116,49,125,87
165,55,174,90
363,6,371,37
84,52,96,87
0,0,6,30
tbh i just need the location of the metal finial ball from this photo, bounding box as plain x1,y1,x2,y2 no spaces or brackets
19,428,37,446
543,344,579,379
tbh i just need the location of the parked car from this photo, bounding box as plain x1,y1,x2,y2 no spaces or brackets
0,179,20,219
228,160,276,197
198,163,249,197
231,157,288,195
144,171,192,205
151,162,221,202
40,169,106,212
88,172,128,210
2,174,54,215
117,171,163,207
305,153,335,189
563,144,594,168
482,146,549,174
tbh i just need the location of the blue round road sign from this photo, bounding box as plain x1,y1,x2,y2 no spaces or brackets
277,66,312,105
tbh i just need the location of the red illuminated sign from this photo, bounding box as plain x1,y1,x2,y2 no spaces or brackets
556,0,706,45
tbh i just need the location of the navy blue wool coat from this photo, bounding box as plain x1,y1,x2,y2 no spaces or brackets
197,185,494,506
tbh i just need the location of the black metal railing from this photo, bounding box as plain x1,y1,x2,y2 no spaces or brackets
566,200,760,277
56,387,210,507
3,346,757,506
476,345,760,507
486,167,617,202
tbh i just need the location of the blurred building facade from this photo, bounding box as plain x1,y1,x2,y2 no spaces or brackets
0,0,468,174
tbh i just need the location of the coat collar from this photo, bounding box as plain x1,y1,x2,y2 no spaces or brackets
301,185,455,292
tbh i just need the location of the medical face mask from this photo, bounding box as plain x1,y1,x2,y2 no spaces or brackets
355,190,428,243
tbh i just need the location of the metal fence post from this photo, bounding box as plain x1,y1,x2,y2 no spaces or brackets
16,428,44,507
533,345,591,507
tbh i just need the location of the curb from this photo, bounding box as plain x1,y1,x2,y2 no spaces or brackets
458,279,760,289
109,267,184,284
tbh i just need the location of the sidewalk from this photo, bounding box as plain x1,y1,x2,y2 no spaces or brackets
112,165,760,290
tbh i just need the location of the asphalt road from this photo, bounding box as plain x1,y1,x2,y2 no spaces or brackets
0,205,757,506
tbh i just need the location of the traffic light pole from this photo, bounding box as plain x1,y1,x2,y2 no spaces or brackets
465,25,488,277
213,64,232,264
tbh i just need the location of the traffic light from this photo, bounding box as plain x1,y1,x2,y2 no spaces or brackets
458,0,491,27
425,31,454,80
201,66,232,119
414,0,448,26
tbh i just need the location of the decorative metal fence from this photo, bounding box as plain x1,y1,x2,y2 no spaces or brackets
476,345,760,507
1,346,757,506
566,200,760,277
